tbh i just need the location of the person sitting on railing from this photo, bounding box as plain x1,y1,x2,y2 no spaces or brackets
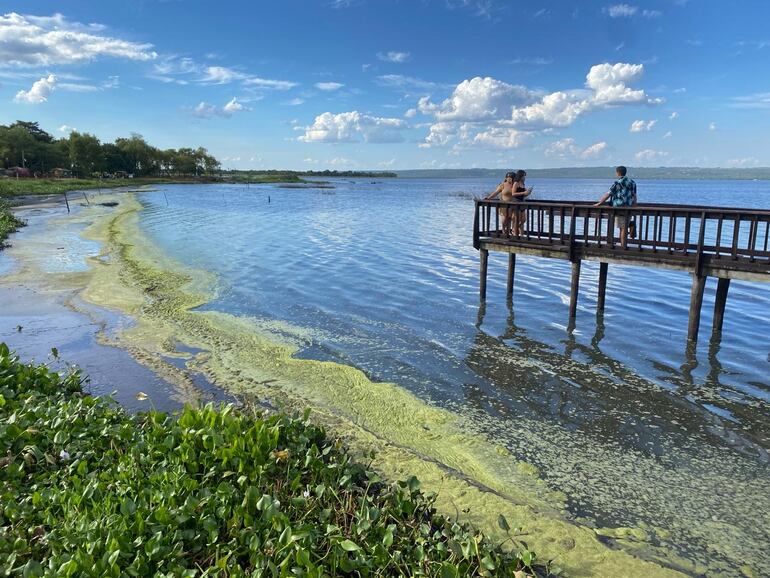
484,171,517,237
594,165,637,248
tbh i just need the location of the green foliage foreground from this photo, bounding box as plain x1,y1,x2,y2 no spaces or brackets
0,200,25,247
0,343,542,577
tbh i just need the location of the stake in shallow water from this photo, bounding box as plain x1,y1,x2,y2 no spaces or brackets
473,199,770,342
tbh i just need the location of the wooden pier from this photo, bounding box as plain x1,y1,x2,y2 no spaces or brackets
473,199,770,341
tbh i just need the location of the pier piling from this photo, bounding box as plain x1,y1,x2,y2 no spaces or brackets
479,249,489,300
597,262,608,314
506,253,516,301
569,260,581,320
713,277,731,332
688,274,707,341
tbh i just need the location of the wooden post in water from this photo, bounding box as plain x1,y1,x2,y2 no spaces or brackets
506,253,516,301
712,277,731,332
688,274,707,341
569,260,581,320
63,192,70,213
479,248,489,300
597,262,608,314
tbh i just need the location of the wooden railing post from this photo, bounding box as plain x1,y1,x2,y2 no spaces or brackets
472,200,480,249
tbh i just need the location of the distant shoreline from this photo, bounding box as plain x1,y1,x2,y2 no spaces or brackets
395,167,770,180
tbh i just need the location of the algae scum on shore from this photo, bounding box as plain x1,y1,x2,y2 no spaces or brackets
1,188,768,577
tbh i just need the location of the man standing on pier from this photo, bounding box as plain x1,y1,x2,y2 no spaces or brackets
594,166,637,248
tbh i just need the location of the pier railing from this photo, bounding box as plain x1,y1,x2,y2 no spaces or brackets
473,199,770,277
472,199,770,341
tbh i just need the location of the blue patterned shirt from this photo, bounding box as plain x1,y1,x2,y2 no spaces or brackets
608,176,637,207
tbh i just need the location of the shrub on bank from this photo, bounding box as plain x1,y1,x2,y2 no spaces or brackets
0,343,543,577
0,200,25,247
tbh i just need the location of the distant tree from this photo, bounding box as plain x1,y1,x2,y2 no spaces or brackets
68,132,104,177
101,143,131,174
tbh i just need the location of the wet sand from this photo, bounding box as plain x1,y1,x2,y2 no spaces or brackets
0,200,229,413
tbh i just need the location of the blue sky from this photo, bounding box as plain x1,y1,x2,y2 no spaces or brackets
1,0,769,170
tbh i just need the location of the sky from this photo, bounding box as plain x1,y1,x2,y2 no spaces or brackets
1,0,769,171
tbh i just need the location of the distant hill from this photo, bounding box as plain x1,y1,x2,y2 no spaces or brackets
395,167,770,180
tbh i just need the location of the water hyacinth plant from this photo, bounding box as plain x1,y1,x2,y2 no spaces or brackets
0,343,547,577
0,200,25,248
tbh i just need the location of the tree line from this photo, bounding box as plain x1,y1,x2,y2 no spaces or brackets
0,121,220,178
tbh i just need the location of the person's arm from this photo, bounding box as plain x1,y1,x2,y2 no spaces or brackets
594,190,611,207
484,184,503,200
594,182,616,206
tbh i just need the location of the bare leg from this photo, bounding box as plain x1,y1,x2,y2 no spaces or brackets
619,225,627,249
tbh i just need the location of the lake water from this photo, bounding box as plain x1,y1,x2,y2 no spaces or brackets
131,178,770,576
5,178,769,575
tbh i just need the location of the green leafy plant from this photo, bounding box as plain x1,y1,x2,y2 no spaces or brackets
0,342,547,577
0,200,25,247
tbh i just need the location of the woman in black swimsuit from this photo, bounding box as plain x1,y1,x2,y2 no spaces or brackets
511,169,532,236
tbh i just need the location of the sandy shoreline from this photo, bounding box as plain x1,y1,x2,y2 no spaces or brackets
0,191,707,577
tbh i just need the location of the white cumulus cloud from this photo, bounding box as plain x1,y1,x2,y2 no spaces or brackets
192,97,250,118
415,63,659,149
0,12,156,67
635,149,669,163
630,119,657,132
299,111,407,143
471,127,530,149
315,81,344,91
580,141,608,159
377,51,410,63
14,74,56,103
418,77,536,122
545,138,608,160
243,77,298,90
606,4,638,17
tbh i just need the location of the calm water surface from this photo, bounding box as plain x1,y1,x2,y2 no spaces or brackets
135,178,770,575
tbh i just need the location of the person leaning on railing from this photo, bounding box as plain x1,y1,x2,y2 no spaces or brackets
594,165,637,248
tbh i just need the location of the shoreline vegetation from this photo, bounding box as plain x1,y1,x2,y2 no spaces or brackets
0,343,545,577
0,199,25,247
0,171,396,200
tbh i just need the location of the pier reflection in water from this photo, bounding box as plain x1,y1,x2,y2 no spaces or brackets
468,302,769,573
133,179,770,576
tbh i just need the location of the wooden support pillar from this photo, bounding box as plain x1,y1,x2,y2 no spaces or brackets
569,260,581,320
712,277,731,333
479,249,489,300
688,274,707,341
506,253,516,301
597,262,608,314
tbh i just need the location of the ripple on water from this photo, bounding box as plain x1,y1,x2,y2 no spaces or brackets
129,182,770,576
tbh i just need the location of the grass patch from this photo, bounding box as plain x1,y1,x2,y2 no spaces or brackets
0,174,309,199
0,179,160,198
0,343,546,577
0,200,25,248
